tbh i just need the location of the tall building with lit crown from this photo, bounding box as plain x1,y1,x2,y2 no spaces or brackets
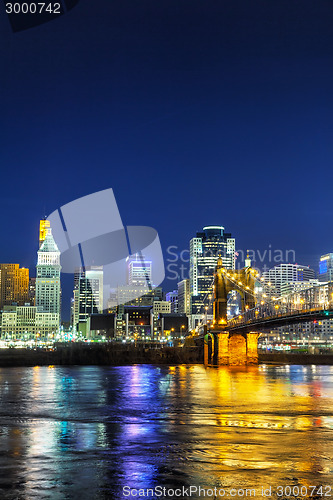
189,226,235,327
0,264,29,309
115,253,158,308
39,219,51,248
128,254,152,287
35,228,61,315
1,224,61,339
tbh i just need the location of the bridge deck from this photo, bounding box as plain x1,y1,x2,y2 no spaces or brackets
228,307,333,333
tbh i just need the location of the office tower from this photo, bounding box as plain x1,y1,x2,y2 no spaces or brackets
1,303,61,339
281,279,320,296
0,264,29,309
128,254,152,287
35,228,61,315
189,226,235,324
166,290,178,310
116,286,163,307
177,278,191,315
262,264,315,297
153,301,171,315
72,266,103,333
39,219,50,248
116,253,158,307
166,290,178,313
319,254,333,282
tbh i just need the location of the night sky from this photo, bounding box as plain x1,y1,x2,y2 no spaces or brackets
1,0,333,316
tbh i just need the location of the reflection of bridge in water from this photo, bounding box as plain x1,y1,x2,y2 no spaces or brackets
200,256,333,366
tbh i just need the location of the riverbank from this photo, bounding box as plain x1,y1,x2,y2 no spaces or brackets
0,344,201,367
0,344,333,366
259,352,333,365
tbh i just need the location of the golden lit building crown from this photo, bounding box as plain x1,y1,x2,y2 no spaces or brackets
39,219,50,248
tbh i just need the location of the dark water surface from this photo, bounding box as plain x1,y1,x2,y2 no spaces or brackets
0,364,333,499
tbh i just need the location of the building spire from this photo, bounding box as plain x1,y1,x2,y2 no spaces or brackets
216,253,223,269
38,227,60,255
39,218,51,248
245,250,251,268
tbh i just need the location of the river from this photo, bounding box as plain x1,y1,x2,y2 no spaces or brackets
0,364,332,499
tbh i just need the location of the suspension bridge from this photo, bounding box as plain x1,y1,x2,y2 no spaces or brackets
194,256,333,366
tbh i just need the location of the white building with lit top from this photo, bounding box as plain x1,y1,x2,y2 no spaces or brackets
1,225,61,339
35,228,61,315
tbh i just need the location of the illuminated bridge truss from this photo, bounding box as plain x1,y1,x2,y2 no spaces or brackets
227,282,333,333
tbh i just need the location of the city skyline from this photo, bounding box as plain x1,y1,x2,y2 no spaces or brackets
2,214,332,347
0,215,329,324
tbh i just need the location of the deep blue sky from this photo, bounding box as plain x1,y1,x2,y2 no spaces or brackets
1,0,333,315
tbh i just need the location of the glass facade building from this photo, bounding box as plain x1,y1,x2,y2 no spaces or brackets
319,254,333,283
189,226,235,322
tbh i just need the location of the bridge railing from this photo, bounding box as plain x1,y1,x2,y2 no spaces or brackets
227,300,332,328
227,282,333,328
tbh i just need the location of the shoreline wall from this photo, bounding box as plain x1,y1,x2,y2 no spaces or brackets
0,345,332,367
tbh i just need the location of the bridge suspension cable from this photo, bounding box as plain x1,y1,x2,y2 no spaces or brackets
193,265,288,333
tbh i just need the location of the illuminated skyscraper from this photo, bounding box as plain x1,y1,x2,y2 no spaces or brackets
114,254,156,308
189,226,235,326
319,254,333,282
39,219,50,248
0,264,29,309
35,228,61,315
72,266,103,333
177,279,191,315
262,263,315,296
128,254,152,287
166,290,178,312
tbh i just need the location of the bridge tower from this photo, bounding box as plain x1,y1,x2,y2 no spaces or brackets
204,254,260,365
